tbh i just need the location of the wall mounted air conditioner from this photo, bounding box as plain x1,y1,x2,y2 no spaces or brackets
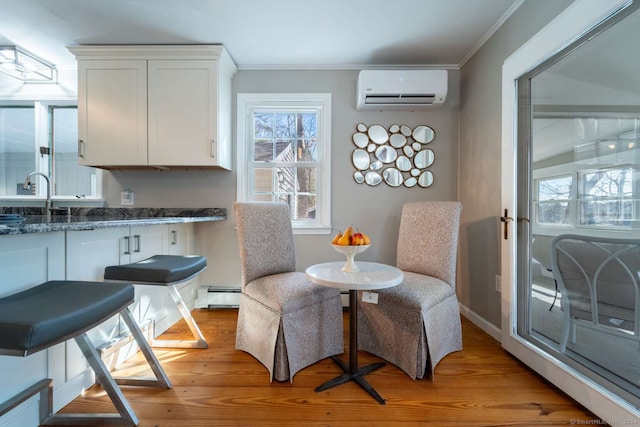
356,69,448,111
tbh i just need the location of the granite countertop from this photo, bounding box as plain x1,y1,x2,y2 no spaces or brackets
0,207,226,235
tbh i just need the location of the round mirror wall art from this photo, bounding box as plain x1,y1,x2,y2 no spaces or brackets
352,123,436,188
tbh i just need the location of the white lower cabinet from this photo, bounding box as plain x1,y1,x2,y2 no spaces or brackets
158,223,197,332
0,233,65,427
0,223,198,425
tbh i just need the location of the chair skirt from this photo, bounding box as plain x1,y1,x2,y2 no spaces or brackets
357,272,462,379
235,272,344,382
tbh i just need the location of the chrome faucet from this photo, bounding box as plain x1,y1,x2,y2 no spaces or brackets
23,172,52,222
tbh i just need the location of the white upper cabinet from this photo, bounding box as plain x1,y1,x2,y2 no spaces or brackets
69,45,237,170
77,60,148,166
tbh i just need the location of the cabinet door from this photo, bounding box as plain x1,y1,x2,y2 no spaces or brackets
129,225,169,325
168,223,193,256
129,224,168,262
0,232,65,297
66,228,129,282
0,233,65,420
64,228,130,385
77,60,148,166
147,60,219,166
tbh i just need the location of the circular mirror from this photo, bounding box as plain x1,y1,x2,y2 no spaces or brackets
352,149,370,170
370,160,383,171
368,125,389,144
413,125,435,144
352,132,369,148
412,142,422,151
418,171,434,188
365,171,382,186
389,124,400,133
403,145,414,157
411,168,421,177
383,168,403,187
357,123,367,132
396,156,412,171
354,171,365,184
389,133,406,148
367,143,376,152
414,149,434,168
400,125,412,136
404,177,417,188
375,145,398,163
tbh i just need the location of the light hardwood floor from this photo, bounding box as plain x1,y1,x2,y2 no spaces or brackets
62,309,601,426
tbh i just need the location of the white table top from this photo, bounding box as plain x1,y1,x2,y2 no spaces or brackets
305,261,403,291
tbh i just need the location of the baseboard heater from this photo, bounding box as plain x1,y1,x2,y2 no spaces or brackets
196,286,350,309
196,286,241,308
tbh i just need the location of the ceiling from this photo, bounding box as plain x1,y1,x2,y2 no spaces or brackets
0,0,522,70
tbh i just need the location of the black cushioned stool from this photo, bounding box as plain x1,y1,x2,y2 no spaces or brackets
0,280,171,426
104,255,208,349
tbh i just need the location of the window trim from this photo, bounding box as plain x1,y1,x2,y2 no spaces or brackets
236,93,332,234
534,173,574,227
533,162,638,236
0,101,103,206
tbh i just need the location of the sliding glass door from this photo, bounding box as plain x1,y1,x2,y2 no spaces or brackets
501,0,640,420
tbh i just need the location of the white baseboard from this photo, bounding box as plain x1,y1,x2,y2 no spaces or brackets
459,303,502,343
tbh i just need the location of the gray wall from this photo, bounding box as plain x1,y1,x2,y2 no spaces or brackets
0,0,576,329
458,0,574,327
101,69,460,288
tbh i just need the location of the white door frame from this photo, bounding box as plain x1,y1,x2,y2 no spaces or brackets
500,0,639,420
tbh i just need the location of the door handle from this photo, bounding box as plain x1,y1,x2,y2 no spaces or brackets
500,209,514,240
134,235,141,253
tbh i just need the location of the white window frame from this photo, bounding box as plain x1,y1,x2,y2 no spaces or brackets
236,93,332,234
533,162,638,237
0,100,103,206
534,173,575,227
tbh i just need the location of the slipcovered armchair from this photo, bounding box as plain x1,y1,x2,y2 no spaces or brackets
234,201,344,382
550,234,640,352
357,201,463,379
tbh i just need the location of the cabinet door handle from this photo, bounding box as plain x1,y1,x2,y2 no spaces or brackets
124,236,131,255
171,230,178,245
78,139,85,159
134,235,141,253
210,139,216,158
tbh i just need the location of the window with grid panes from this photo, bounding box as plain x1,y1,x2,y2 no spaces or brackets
237,93,331,234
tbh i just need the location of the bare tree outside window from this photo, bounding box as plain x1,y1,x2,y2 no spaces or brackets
536,175,573,225
251,111,318,221
579,168,633,225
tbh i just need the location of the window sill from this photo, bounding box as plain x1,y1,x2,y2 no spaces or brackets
293,225,332,235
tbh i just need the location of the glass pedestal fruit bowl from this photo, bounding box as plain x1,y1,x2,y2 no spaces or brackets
331,244,370,272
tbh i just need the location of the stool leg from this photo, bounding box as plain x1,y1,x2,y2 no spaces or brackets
150,285,208,349
117,307,172,388
42,332,139,426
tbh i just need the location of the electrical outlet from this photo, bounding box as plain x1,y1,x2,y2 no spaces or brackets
120,190,134,206
495,274,501,293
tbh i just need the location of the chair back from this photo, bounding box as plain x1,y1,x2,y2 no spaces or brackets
234,202,296,287
551,234,640,330
396,201,462,286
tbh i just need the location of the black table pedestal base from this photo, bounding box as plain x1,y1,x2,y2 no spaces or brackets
315,356,387,404
315,291,388,404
